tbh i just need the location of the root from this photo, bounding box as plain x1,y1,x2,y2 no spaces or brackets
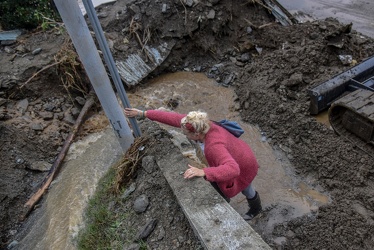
55,38,90,97
129,17,155,64
112,136,152,194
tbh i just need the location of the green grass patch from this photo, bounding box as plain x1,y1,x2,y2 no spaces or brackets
76,167,138,250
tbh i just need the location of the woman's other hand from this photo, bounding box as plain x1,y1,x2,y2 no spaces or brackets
183,164,205,179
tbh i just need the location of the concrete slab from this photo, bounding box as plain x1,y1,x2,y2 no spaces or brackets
155,136,271,249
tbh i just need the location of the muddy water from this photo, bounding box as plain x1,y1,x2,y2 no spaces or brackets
314,110,331,128
278,0,374,38
128,72,330,234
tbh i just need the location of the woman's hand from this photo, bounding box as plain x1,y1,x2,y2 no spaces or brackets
183,164,205,179
124,108,144,118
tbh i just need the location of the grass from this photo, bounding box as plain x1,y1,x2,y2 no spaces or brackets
77,137,151,249
76,167,142,250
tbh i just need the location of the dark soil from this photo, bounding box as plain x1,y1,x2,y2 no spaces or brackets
1,0,374,249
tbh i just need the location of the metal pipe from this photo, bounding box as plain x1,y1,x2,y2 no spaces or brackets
53,0,134,149
82,0,142,137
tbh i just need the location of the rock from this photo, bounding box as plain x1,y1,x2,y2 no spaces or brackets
222,73,234,86
63,113,76,125
4,46,15,54
32,48,42,55
284,73,303,87
15,44,27,53
43,103,55,112
30,123,44,131
16,99,29,114
162,4,167,13
121,182,136,199
142,155,157,174
157,226,166,240
184,0,194,7
133,194,149,213
39,111,54,120
207,9,215,19
75,96,86,106
309,32,319,40
71,107,81,118
238,52,251,63
135,219,158,241
27,161,52,172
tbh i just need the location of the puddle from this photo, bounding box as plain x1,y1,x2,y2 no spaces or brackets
128,71,330,233
291,181,330,205
314,110,331,128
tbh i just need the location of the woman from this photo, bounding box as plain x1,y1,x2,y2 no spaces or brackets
124,107,262,220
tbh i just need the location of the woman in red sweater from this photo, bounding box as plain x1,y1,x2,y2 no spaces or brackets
124,108,262,220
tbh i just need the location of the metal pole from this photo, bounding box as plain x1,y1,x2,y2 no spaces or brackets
82,0,141,137
53,0,134,149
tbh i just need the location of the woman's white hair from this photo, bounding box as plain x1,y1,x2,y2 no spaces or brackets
181,111,210,134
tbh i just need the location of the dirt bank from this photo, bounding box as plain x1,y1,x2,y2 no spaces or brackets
1,0,374,249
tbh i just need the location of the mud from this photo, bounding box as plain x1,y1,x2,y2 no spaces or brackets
1,0,374,249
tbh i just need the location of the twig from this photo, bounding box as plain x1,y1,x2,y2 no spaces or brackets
258,22,277,29
244,18,259,30
179,0,187,26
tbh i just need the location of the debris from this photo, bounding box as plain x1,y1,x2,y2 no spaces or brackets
116,41,176,86
0,30,22,42
112,136,150,194
262,0,294,26
338,55,353,65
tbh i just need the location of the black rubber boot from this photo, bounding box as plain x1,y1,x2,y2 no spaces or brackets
243,191,262,220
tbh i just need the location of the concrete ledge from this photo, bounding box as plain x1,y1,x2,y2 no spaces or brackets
155,142,271,250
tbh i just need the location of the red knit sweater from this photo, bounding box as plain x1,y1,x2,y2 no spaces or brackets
146,110,259,198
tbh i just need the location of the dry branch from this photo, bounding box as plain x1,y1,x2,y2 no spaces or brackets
112,136,150,194
22,90,96,220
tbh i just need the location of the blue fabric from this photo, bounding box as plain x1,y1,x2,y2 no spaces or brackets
214,119,244,138
241,183,256,199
